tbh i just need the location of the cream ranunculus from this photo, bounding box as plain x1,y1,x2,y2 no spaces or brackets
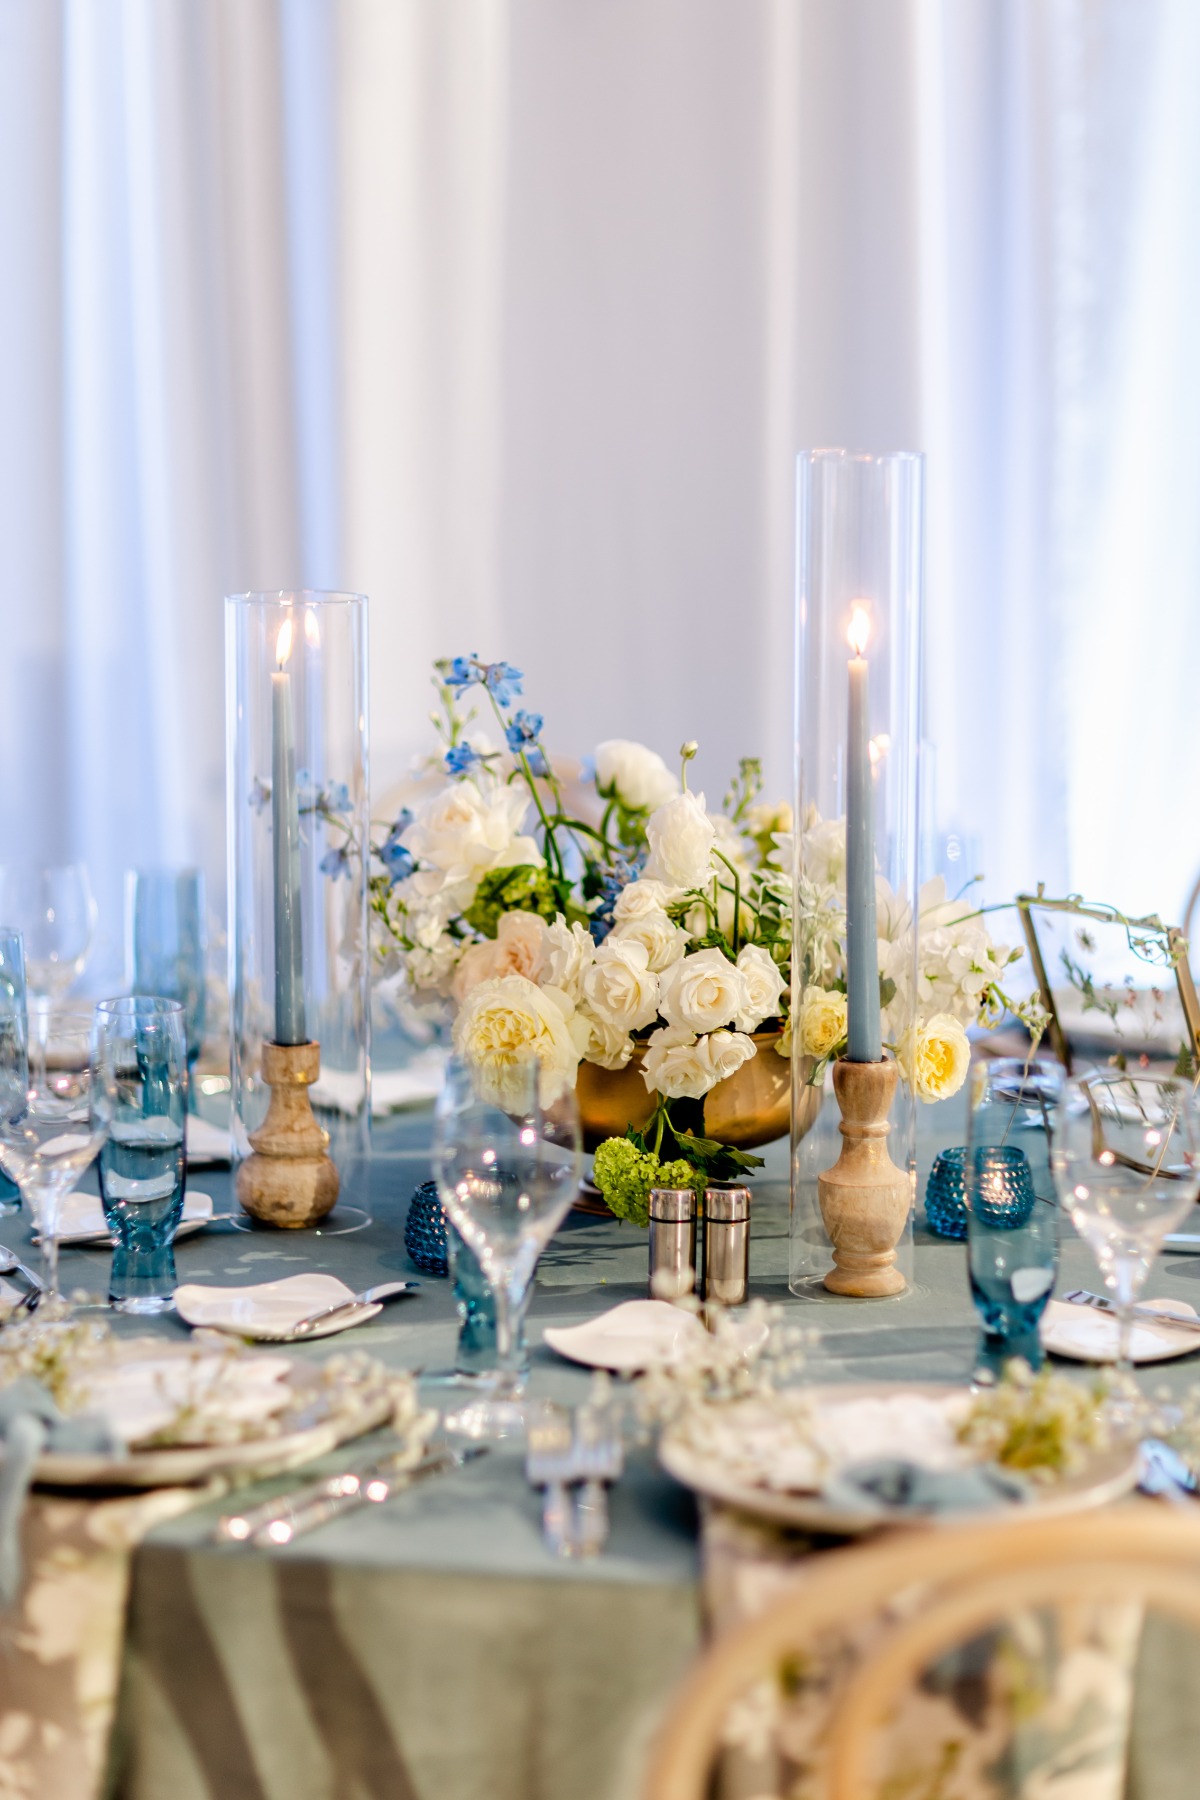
658,946,747,1034
452,973,582,1107
612,878,684,920
593,740,679,813
642,1025,757,1099
643,790,716,891
610,908,689,974
403,776,542,884
734,944,787,1032
582,938,660,1032
797,987,848,1060
450,909,549,1003
895,1012,971,1102
543,915,595,1002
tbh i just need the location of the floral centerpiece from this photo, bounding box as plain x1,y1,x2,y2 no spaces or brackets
363,656,1041,1227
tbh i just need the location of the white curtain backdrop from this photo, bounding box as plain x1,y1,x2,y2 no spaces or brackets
1,0,1196,984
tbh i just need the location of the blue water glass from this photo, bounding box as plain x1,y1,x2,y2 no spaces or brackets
0,928,27,1217
966,1144,1057,1371
93,996,188,1315
127,869,207,1079
924,1146,968,1239
446,1223,532,1376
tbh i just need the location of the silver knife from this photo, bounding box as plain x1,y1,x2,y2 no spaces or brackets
215,1442,420,1542
243,1443,487,1548
283,1280,420,1339
1064,1288,1200,1334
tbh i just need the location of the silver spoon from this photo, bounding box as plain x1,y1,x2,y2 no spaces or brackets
0,1245,46,1297
284,1280,419,1339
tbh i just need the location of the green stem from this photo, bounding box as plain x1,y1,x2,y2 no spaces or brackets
652,1104,666,1158
713,849,743,950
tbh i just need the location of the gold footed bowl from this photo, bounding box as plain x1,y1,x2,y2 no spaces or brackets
575,1030,821,1155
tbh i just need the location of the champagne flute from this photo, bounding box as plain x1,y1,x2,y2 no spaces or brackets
0,1011,105,1305
432,1053,581,1439
1049,1071,1200,1382
0,866,96,1080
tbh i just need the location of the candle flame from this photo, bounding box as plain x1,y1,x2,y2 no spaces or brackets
276,617,294,668
847,606,871,657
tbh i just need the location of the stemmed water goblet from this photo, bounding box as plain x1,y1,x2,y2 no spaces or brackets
432,1053,582,1439
1049,1071,1200,1389
0,1010,105,1306
0,865,96,1080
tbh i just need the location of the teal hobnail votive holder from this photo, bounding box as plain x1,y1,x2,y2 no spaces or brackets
925,1147,968,1240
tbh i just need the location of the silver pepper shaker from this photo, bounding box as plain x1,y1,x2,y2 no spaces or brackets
648,1187,696,1300
701,1183,751,1306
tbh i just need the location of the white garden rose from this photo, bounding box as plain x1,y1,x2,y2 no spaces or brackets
734,944,787,1033
797,987,848,1059
642,1025,757,1100
453,973,582,1107
578,1008,634,1071
543,915,595,1002
658,946,747,1034
895,1012,971,1102
610,908,689,974
403,777,542,885
451,909,549,1003
593,740,679,813
582,938,660,1032
643,790,716,891
612,878,684,919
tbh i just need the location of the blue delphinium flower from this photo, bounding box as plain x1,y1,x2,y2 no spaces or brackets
444,743,482,775
379,812,414,885
439,655,477,690
578,753,597,785
322,781,352,815
249,776,271,812
296,768,320,812
504,709,543,753
526,747,549,777
589,854,645,944
484,661,523,707
320,842,353,881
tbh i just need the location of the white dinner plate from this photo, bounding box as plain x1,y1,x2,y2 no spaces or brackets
1041,1295,1200,1365
175,1272,383,1342
658,1382,1141,1535
41,1189,216,1248
185,1116,233,1165
543,1300,770,1373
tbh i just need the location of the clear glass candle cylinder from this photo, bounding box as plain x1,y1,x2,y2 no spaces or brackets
226,593,371,1166
790,450,923,1296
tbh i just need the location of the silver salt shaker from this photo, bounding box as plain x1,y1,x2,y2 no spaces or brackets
648,1187,696,1300
701,1183,751,1306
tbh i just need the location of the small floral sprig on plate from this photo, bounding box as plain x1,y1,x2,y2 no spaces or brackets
956,1361,1123,1482
630,1297,814,1436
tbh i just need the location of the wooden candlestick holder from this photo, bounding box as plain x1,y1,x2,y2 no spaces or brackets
234,1040,340,1229
817,1057,910,1297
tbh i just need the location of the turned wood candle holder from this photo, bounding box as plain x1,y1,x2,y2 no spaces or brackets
817,1057,910,1297
234,1040,340,1229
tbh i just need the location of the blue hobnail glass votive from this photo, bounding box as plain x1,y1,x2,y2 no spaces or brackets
405,1179,530,1375
925,1147,968,1239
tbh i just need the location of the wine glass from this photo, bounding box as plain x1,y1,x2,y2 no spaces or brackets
432,1053,581,1439
126,869,208,1087
0,1010,105,1305
0,865,96,1078
1049,1071,1200,1381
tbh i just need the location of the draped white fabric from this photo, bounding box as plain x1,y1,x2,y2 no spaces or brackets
0,0,1195,980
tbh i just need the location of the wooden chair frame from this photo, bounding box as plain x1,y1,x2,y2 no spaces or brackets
643,1506,1200,1800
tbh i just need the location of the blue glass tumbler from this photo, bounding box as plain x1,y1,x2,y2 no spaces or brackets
127,869,207,1088
965,1060,1060,1373
92,996,188,1314
0,930,27,1217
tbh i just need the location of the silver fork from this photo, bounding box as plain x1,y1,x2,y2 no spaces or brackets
525,1403,577,1558
1062,1288,1200,1334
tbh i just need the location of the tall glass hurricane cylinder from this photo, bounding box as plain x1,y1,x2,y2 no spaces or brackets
790,450,923,1297
226,593,371,1169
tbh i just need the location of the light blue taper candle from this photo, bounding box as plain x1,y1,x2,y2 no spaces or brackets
272,617,306,1045
845,606,881,1061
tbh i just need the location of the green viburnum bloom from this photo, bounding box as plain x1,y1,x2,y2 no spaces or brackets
592,1138,704,1229
463,865,560,937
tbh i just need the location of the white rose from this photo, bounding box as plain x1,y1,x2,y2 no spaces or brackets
579,1008,634,1071
450,909,549,1004
612,878,684,920
895,1013,971,1102
403,777,542,884
543,915,594,1002
735,944,787,1032
642,1026,757,1100
644,790,716,891
610,909,689,974
452,973,582,1108
797,987,848,1059
659,946,747,1034
593,740,679,812
582,938,660,1032
798,806,846,888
